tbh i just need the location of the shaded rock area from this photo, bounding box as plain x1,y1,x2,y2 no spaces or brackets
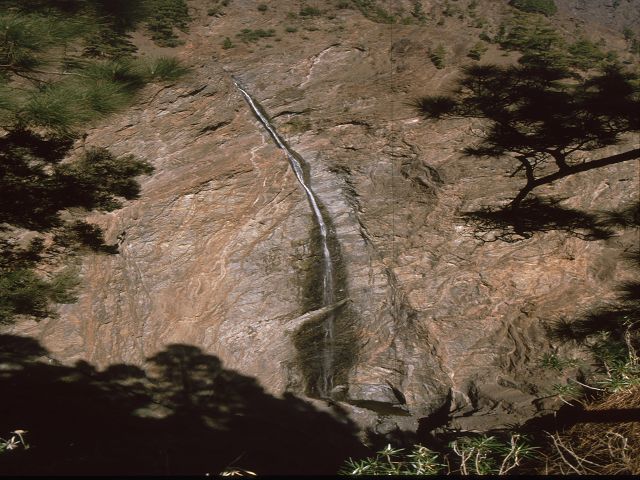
3,0,639,449
0,335,367,475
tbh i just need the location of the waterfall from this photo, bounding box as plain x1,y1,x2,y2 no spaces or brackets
233,77,336,397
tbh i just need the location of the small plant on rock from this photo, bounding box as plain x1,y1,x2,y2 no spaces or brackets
0,430,28,454
429,44,446,68
540,353,578,372
341,444,444,475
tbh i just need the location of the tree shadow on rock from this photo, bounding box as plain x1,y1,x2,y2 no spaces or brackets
547,203,639,355
462,196,624,242
548,268,640,371
0,336,366,475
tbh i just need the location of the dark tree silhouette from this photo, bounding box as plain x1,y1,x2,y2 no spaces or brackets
416,63,640,209
0,337,367,475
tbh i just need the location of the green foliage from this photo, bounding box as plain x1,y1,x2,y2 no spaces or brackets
567,38,612,70
285,26,298,33
343,435,536,475
429,44,446,69
467,41,488,60
83,28,138,59
498,13,567,67
1,56,187,134
479,30,492,42
143,57,190,81
342,444,444,475
236,28,275,43
0,267,79,322
0,13,86,70
299,6,321,17
442,0,461,18
283,117,312,134
350,0,396,24
0,7,189,133
0,1,191,57
23,75,135,132
497,14,617,70
540,353,578,372
144,0,190,47
509,0,557,16
551,382,582,400
620,27,640,55
222,37,234,49
207,0,230,16
411,1,427,24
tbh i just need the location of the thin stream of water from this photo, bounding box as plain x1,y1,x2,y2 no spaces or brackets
233,77,335,396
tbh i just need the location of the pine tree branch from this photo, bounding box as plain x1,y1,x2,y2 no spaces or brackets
510,148,640,208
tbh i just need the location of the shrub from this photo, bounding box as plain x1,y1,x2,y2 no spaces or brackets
429,44,446,69
539,353,578,372
222,37,234,49
467,41,488,60
257,4,267,12
236,28,275,43
498,13,567,66
145,0,191,47
442,0,457,17
411,1,427,23
285,26,298,33
509,0,557,16
567,38,609,70
299,6,321,17
144,57,190,81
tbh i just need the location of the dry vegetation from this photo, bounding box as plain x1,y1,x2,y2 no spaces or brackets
543,386,639,475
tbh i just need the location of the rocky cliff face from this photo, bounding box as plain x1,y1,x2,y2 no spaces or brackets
556,0,640,34
6,0,638,437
